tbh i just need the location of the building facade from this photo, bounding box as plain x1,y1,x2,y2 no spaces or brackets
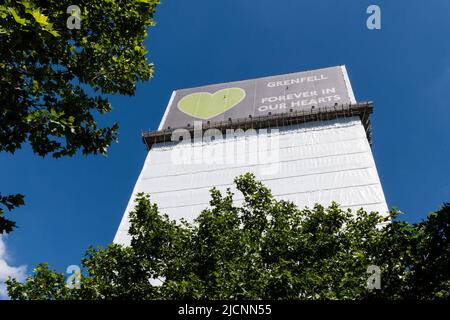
114,66,388,245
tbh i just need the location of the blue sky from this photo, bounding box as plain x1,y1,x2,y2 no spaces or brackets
1,0,450,288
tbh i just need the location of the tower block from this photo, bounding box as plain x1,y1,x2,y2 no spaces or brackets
114,66,388,245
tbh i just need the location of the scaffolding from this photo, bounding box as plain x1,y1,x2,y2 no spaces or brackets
142,101,373,150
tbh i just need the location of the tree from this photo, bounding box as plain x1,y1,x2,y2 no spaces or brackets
6,173,450,300
0,194,25,234
0,0,159,232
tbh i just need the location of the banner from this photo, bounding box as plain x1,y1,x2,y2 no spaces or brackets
159,65,356,130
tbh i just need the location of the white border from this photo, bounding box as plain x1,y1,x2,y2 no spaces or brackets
340,65,357,104
158,90,177,131
113,151,151,244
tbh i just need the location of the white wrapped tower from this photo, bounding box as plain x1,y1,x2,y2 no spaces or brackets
114,66,388,245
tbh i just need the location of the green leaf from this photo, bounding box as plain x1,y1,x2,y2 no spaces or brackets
8,7,27,25
31,9,49,26
47,28,60,37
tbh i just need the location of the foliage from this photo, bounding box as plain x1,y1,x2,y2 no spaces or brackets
6,174,450,299
0,0,159,231
0,193,25,234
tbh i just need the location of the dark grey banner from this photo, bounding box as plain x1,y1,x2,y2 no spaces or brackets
159,66,356,130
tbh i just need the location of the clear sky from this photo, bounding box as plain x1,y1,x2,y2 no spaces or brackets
1,0,449,290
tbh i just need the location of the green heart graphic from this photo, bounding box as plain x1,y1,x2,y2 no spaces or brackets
177,88,246,120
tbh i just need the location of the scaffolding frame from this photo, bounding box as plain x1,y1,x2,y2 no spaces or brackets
142,101,374,150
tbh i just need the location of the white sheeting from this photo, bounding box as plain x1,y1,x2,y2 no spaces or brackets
114,117,388,245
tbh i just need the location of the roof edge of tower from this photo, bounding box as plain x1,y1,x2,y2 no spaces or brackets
142,101,374,150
